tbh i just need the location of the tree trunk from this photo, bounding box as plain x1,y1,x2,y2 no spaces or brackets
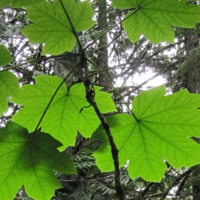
96,0,112,89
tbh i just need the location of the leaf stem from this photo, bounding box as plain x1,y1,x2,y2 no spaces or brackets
59,1,125,198
34,64,79,132
35,0,87,132
58,0,85,59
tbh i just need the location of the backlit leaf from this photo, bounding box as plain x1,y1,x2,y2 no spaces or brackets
112,0,200,43
22,0,94,55
93,85,200,182
12,75,116,149
0,121,76,200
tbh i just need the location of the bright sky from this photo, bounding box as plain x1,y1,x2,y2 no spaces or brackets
133,70,166,89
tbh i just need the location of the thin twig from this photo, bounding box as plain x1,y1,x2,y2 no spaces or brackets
160,169,192,199
86,57,139,122
84,8,140,50
58,0,85,59
34,64,79,131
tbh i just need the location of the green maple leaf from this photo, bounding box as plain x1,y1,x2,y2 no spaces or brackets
12,75,116,149
0,71,20,116
0,121,76,200
93,85,200,182
22,0,94,55
0,45,13,66
0,0,42,8
112,0,200,43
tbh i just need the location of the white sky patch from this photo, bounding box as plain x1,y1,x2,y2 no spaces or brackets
115,68,167,91
132,70,167,89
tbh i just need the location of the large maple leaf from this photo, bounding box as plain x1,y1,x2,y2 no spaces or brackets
93,85,200,182
0,121,76,200
112,0,200,43
22,0,94,55
0,71,20,116
12,75,116,149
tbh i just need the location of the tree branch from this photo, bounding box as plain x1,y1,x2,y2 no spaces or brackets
160,169,192,199
84,79,125,200
59,1,125,198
